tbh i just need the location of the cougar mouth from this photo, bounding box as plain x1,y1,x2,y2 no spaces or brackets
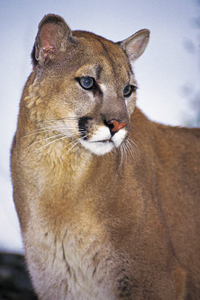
79,128,127,155
94,139,112,143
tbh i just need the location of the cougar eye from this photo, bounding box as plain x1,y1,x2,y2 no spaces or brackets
79,77,95,90
123,85,135,97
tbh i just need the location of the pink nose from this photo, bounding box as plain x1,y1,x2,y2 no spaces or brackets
108,119,127,133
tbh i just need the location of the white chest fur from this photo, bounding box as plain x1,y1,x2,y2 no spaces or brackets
25,213,117,300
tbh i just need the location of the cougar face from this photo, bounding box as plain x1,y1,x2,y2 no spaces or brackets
71,42,136,155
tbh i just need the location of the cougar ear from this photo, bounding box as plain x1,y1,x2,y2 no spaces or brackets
119,29,150,65
32,14,73,66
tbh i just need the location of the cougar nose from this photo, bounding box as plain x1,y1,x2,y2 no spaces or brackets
107,119,127,133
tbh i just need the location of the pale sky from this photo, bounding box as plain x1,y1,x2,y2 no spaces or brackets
0,0,200,253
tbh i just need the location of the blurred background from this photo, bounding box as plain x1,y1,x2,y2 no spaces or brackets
0,0,200,255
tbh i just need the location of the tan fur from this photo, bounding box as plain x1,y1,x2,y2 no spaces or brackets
11,14,200,299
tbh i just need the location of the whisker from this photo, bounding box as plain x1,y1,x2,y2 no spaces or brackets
125,140,135,161
22,115,80,139
32,135,67,152
22,127,53,138
127,138,140,153
63,138,83,156
25,133,64,151
114,137,139,173
125,138,140,161
23,125,80,139
122,142,129,162
110,144,124,176
46,116,79,122
118,143,124,173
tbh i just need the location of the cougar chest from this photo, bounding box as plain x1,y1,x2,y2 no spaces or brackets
26,205,116,300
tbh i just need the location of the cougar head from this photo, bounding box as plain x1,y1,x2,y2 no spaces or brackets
31,14,149,155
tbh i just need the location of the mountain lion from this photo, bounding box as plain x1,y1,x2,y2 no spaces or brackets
11,14,200,299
